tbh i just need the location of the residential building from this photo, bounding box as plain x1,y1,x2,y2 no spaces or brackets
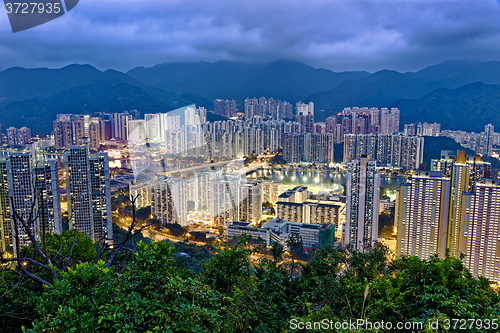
276,201,341,228
262,181,282,203
344,133,424,170
151,177,188,225
461,179,500,282
283,133,334,164
396,171,451,260
446,151,491,258
211,174,241,227
7,152,36,248
65,142,112,242
238,180,262,224
194,169,223,211
214,99,236,118
0,159,9,252
344,157,380,251
7,127,31,147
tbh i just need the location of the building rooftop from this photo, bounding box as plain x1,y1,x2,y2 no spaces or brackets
229,221,251,227
276,201,302,207
300,224,320,230
278,191,294,199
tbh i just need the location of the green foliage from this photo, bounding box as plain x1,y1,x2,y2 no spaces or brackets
172,242,213,274
0,272,42,333
26,241,223,333
1,229,499,333
22,230,96,271
135,206,151,221
1,231,96,332
162,223,187,237
379,188,391,201
262,201,276,215
422,137,475,168
366,254,500,327
269,151,285,166
244,154,258,165
378,213,393,237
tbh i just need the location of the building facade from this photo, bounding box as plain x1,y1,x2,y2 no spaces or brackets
344,157,380,251
65,143,112,242
396,171,451,260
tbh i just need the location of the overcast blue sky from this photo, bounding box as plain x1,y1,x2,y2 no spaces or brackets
1,0,500,72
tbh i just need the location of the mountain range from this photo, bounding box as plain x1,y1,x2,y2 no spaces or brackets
2,59,500,134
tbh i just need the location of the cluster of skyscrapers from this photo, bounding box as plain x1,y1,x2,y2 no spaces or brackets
53,110,138,150
130,171,262,227
6,126,31,147
395,151,500,281
213,99,237,118
130,106,302,160
53,112,134,150
403,122,441,137
343,133,424,170
440,124,496,157
283,132,335,164
325,107,400,143
244,97,294,120
0,140,112,254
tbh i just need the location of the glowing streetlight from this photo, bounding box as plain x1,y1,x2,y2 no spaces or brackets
314,177,320,183
291,176,296,181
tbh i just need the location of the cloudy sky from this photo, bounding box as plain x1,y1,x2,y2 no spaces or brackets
1,0,500,72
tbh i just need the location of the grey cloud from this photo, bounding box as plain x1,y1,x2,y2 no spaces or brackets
0,0,499,72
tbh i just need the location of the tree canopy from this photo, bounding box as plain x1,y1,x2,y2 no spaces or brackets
1,233,500,333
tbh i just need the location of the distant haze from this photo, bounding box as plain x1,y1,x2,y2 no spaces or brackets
1,0,500,72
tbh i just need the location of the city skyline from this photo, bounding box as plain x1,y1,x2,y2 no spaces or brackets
3,1,500,330
0,73,500,285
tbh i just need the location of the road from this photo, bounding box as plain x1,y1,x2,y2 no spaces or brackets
163,159,244,176
114,216,210,246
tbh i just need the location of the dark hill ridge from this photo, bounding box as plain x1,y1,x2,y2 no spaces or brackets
388,82,500,132
2,59,500,135
0,69,210,134
306,69,444,120
0,64,102,108
127,60,370,102
407,60,500,88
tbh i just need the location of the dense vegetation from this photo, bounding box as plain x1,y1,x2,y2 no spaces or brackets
421,137,475,169
2,231,500,333
390,82,500,132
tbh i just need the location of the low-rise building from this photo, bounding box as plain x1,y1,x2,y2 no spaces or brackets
276,200,342,228
379,200,395,214
262,181,282,203
226,218,335,250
